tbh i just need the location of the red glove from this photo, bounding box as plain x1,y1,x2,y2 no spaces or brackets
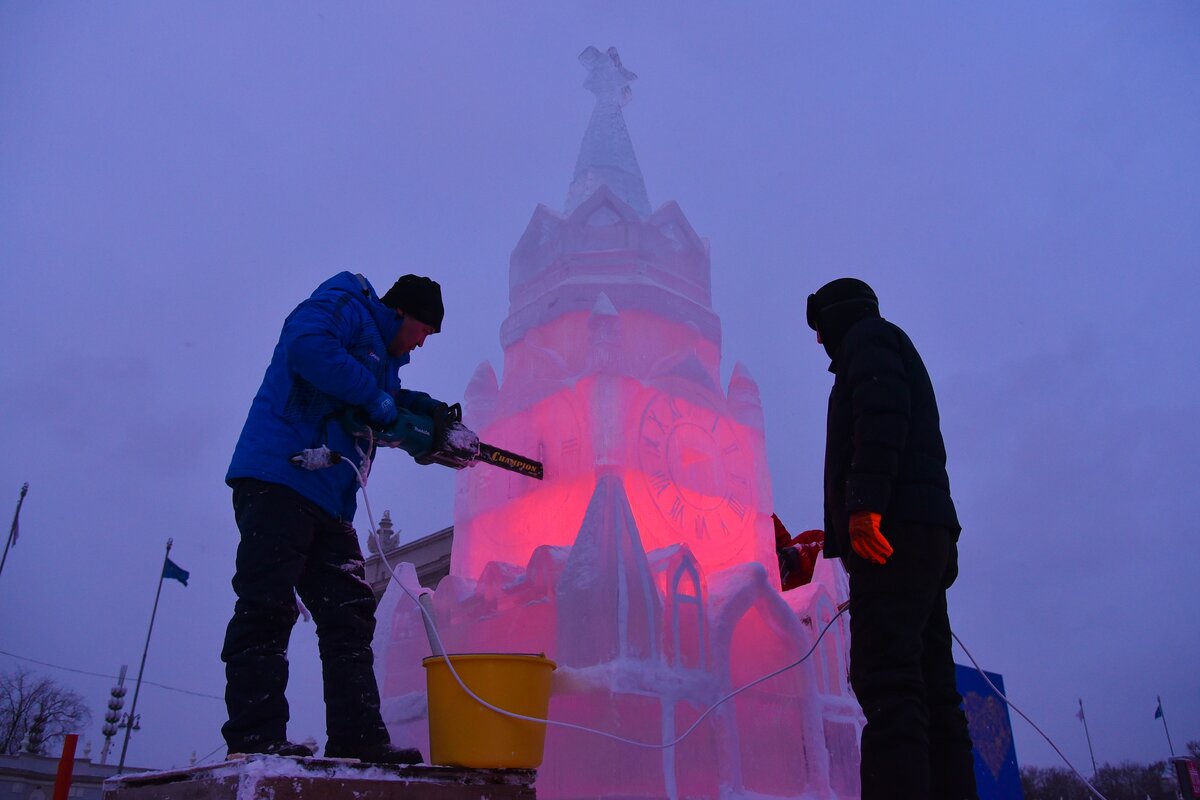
849,511,892,565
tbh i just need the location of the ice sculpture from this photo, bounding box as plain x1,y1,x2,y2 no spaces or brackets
375,46,862,799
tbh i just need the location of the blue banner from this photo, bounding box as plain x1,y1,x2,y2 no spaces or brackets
956,663,1023,800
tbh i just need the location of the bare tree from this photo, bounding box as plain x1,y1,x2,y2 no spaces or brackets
1021,765,1093,800
1094,760,1172,800
1021,760,1177,800
0,668,91,756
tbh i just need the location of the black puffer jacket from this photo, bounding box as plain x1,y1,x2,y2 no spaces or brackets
823,315,960,558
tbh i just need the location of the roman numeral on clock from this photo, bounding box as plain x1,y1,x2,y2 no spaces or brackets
669,494,685,525
728,495,746,521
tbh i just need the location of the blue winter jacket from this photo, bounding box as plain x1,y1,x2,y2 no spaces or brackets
226,272,437,520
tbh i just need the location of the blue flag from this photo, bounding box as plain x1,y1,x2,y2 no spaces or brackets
163,557,189,586
1154,699,1163,720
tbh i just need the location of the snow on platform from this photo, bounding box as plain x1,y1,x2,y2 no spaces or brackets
101,755,536,800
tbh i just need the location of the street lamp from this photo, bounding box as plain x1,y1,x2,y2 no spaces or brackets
99,666,128,765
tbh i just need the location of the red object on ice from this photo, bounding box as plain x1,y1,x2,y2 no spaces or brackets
773,513,824,591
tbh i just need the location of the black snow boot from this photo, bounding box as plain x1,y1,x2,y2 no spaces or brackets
324,741,423,765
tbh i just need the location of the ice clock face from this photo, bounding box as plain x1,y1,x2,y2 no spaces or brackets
636,391,755,561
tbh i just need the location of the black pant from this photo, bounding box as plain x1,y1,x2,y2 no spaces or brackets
846,522,978,800
221,479,389,753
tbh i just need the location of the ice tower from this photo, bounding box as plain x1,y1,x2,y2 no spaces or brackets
375,47,862,799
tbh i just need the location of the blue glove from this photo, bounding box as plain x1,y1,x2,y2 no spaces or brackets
375,408,434,458
395,389,447,418
363,391,399,428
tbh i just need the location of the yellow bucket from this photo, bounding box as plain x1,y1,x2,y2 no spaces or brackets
422,652,557,769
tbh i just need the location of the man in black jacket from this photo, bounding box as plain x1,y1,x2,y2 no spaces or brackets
806,278,977,800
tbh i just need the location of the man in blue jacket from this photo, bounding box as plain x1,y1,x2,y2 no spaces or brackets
223,271,466,762
807,278,977,800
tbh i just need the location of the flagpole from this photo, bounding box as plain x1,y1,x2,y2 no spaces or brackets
0,482,29,579
1078,698,1099,777
1157,696,1176,757
118,538,173,773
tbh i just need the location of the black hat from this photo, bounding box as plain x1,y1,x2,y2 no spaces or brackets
381,275,444,332
806,278,878,331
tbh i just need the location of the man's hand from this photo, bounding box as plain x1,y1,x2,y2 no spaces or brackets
848,511,892,564
364,391,399,428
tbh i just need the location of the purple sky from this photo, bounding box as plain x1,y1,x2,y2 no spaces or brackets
2,2,1197,773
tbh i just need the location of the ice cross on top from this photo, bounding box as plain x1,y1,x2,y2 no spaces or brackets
565,46,651,218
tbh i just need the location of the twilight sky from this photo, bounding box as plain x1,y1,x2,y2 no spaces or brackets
1,1,1197,774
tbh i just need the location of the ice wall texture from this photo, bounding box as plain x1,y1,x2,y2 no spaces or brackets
375,46,862,799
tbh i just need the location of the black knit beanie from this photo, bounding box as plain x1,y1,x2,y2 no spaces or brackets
380,275,444,332
806,278,880,358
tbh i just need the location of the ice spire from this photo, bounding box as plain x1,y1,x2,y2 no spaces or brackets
564,46,651,218
556,472,661,667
